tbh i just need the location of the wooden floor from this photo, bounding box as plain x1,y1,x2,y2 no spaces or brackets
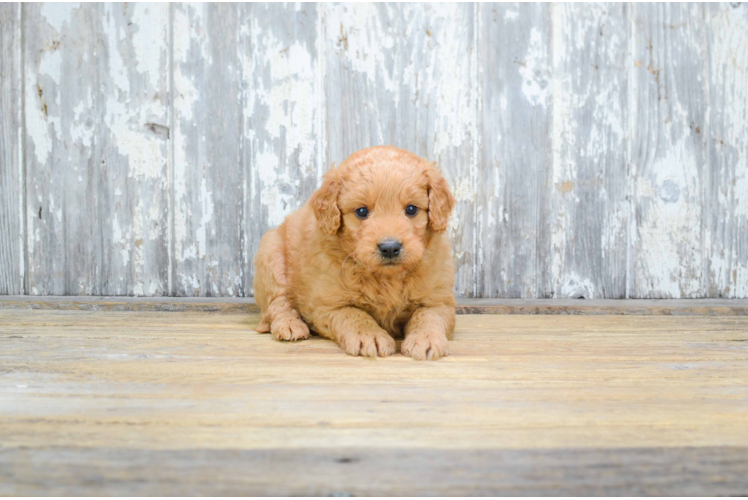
1,302,748,495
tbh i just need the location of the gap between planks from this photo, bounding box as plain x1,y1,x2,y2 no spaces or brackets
0,296,747,315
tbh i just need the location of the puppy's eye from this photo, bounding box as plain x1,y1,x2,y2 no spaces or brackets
355,207,369,219
405,205,418,217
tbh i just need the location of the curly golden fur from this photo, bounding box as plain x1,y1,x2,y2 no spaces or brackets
253,146,456,360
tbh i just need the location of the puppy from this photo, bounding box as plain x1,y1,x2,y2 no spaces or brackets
253,146,456,360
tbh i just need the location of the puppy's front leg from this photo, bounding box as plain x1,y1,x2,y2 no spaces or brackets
402,305,455,361
314,307,396,358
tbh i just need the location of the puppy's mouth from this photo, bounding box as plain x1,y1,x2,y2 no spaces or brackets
373,257,413,274
378,256,407,269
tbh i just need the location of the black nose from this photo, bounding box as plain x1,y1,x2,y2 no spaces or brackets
378,239,402,260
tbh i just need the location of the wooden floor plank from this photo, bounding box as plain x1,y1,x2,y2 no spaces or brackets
2,447,747,496
1,309,747,494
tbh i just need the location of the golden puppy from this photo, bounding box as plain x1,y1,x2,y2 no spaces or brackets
253,146,456,360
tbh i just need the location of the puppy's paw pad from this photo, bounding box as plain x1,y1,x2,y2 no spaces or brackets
402,333,449,361
339,331,396,358
271,317,310,341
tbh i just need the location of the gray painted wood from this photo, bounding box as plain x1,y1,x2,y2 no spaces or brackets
705,3,748,298
24,3,102,295
172,3,244,297
98,3,170,296
477,3,553,298
550,4,629,299
243,3,321,295
3,3,748,298
23,4,170,296
630,4,708,298
324,3,478,297
0,3,23,295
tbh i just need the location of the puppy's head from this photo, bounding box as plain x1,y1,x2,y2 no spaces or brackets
310,146,455,274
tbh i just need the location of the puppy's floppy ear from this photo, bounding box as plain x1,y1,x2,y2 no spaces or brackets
426,164,456,233
310,166,341,235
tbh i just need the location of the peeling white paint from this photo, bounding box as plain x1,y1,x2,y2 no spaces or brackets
25,43,62,165
173,69,199,124
10,2,748,299
15,4,24,288
188,274,200,291
256,149,294,227
630,3,710,299
173,129,189,264
130,4,167,87
447,211,460,236
69,101,92,148
119,128,164,179
560,273,596,299
431,4,476,165
549,3,630,298
519,28,550,107
131,199,146,294
550,3,569,295
176,4,212,66
112,216,129,267
196,176,214,258
505,9,519,21
325,4,399,98
268,53,314,141
24,81,52,165
707,4,748,297
249,8,319,229
103,4,168,181
636,139,703,298
105,9,130,95
40,3,79,33
452,176,475,203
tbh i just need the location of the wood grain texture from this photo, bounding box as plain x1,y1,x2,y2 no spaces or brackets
98,4,171,296
0,3,23,295
2,447,747,496
243,3,321,295
324,3,478,297
551,4,629,299
24,4,170,296
172,3,244,297
705,3,748,298
1,309,747,494
477,3,553,298
630,4,708,298
24,3,102,295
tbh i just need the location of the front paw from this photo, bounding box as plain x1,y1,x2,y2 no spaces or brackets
402,331,449,360
338,330,396,358
271,316,310,341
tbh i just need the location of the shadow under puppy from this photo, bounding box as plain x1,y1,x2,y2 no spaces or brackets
253,146,456,360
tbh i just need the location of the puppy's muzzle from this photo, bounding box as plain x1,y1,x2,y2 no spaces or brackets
378,239,402,261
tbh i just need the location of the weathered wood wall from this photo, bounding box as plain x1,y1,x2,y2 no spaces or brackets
1,3,746,298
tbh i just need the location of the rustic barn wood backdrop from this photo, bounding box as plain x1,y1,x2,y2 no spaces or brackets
1,3,746,298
